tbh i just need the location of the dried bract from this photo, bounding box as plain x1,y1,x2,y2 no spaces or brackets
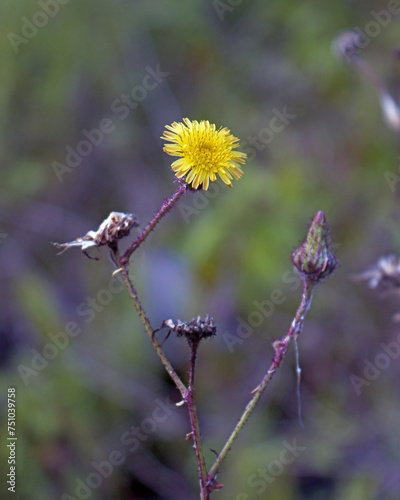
53,212,139,259
332,31,362,62
354,255,400,290
159,315,216,343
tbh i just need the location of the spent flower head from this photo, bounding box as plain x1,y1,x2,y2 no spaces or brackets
332,30,362,62
354,255,400,290
53,212,139,259
354,255,400,322
292,211,337,283
159,315,216,344
162,118,246,190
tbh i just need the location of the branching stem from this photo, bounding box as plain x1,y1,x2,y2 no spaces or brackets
111,248,187,397
121,183,188,265
207,279,315,484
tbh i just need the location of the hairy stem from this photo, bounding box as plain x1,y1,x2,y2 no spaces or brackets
207,279,315,483
111,249,187,397
121,183,188,265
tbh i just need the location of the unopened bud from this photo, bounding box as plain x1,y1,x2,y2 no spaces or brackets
291,211,337,282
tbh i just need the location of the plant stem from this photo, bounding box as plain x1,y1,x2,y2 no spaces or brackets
111,249,187,398
348,50,400,132
121,183,188,265
207,279,315,483
186,340,208,499
113,247,209,496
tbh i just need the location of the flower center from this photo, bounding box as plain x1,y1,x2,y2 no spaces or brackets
187,136,227,171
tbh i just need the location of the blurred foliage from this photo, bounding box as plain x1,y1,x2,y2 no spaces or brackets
1,0,400,499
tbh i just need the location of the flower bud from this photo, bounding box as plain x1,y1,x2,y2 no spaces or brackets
291,211,337,282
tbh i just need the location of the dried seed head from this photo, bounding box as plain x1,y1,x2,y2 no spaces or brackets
291,211,337,283
354,255,400,290
53,212,139,259
332,31,362,62
160,315,216,343
354,255,400,323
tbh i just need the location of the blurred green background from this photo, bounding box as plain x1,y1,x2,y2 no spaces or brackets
1,1,400,499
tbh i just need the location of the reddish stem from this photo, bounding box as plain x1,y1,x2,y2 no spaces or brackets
121,183,188,264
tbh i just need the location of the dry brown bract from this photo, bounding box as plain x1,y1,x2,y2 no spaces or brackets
354,255,400,290
53,212,139,259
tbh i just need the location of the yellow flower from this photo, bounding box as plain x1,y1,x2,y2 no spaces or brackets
162,118,246,190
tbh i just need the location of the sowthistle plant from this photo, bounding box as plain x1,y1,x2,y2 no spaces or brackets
54,117,337,499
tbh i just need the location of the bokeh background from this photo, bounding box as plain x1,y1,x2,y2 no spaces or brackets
1,1,400,499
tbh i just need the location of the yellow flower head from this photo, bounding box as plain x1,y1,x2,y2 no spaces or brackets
162,118,246,190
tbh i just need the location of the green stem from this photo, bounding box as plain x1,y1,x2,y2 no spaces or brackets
207,279,315,483
111,249,187,397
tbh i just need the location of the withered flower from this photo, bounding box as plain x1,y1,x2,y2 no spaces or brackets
53,212,139,259
157,315,216,344
354,255,400,290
